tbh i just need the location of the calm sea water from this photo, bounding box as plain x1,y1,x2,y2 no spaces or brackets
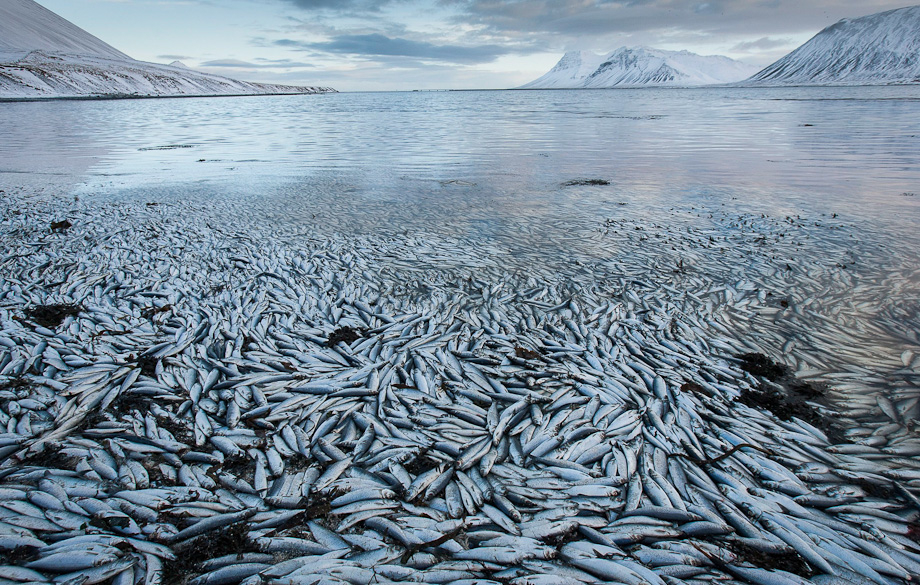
2,87,919,224
4,86,920,284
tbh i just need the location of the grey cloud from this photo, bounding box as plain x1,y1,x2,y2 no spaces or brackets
200,59,260,67
278,33,510,63
445,0,912,39
158,54,191,60
200,58,317,68
277,0,398,12
730,36,792,51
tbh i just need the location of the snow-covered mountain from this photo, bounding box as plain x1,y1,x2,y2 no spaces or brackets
0,0,130,62
746,5,920,85
519,51,606,89
0,0,334,99
521,47,759,89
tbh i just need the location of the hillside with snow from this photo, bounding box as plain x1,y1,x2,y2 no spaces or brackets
746,5,920,85
0,0,334,99
521,47,759,89
519,51,606,89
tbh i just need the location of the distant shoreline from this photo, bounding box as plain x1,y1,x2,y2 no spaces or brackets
0,89,336,103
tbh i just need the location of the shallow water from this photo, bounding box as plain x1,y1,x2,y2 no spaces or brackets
2,86,920,425
2,87,919,218
3,87,920,266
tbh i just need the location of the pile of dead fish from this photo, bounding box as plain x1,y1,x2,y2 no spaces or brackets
0,193,919,585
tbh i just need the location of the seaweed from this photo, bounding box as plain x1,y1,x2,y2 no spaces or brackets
16,446,75,470
541,523,580,550
141,304,172,319
401,524,469,563
737,380,832,433
681,381,712,397
24,303,82,328
857,479,897,501
514,347,542,360
130,353,159,378
563,179,610,187
737,386,799,421
326,326,366,347
163,522,257,585
50,219,72,233
110,392,154,416
0,377,30,394
302,491,335,521
734,353,844,443
404,454,440,476
722,538,816,578
0,545,40,565
219,454,256,484
736,353,787,382
154,413,195,445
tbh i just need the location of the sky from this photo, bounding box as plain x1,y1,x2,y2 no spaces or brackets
36,0,914,91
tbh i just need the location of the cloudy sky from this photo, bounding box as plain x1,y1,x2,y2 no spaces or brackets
37,0,910,91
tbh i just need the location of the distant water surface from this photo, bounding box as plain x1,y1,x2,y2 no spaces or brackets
3,85,920,302
1,86,918,226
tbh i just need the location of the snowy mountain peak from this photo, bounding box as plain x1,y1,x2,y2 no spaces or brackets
0,0,130,60
746,5,920,85
522,47,758,89
519,51,605,89
549,51,605,76
0,0,334,98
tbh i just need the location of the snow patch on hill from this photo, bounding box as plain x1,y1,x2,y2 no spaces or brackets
0,0,130,61
0,0,334,99
746,5,920,85
521,47,759,89
0,52,334,99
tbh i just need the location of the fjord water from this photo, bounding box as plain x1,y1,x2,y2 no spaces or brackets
2,86,920,422
2,86,919,227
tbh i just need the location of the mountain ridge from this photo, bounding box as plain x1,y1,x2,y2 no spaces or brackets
0,0,130,61
745,5,920,85
0,0,334,99
521,47,759,89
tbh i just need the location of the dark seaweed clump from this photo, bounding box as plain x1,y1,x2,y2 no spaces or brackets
736,353,787,381
0,545,40,566
16,447,75,470
50,220,72,233
514,346,542,360
0,377,29,394
130,353,160,378
163,522,258,585
723,538,816,578
734,353,842,442
563,179,610,186
327,326,366,347
404,454,441,476
25,304,82,328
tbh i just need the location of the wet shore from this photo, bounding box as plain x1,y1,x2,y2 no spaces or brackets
1,184,919,585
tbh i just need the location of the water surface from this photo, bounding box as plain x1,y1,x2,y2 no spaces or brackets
2,87,920,424
2,87,919,222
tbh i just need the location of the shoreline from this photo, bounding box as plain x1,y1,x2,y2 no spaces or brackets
0,88,337,104
1,186,919,584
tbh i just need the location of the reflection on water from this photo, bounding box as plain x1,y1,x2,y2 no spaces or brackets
2,86,920,272
1,87,918,223
2,87,920,427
